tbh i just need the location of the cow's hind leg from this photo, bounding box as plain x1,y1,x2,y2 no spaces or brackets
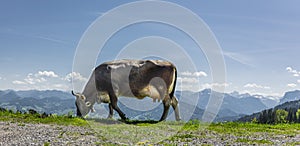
159,96,171,121
171,96,181,121
109,92,127,120
107,103,113,119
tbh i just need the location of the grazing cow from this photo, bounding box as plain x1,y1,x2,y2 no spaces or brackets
72,59,181,121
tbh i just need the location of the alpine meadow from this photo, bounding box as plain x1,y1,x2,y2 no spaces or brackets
1,1,300,145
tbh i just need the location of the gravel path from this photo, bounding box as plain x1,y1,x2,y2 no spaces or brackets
0,121,100,146
160,130,300,146
0,121,299,145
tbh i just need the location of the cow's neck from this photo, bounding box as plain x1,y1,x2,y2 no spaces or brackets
82,71,97,106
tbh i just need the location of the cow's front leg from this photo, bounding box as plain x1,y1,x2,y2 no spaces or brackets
109,92,127,120
159,96,171,121
107,103,114,119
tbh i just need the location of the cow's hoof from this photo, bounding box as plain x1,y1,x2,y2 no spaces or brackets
176,118,181,121
119,118,129,123
107,115,113,119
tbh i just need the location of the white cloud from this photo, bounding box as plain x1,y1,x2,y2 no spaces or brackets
177,76,201,92
181,71,207,77
287,83,297,88
52,84,70,91
244,83,271,90
286,67,292,72
286,67,300,87
35,71,58,78
240,90,281,97
193,71,208,77
64,72,87,82
12,80,26,85
177,71,229,92
202,82,230,89
11,71,87,91
24,74,45,84
14,71,58,86
181,71,192,76
24,74,36,84
286,66,300,76
177,77,199,84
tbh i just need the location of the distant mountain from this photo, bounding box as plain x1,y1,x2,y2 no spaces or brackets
275,99,300,110
173,89,270,121
256,95,279,108
0,90,21,103
16,90,74,100
279,90,300,104
0,90,75,115
191,89,268,115
230,92,279,108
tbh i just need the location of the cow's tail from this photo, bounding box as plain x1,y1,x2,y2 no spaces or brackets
169,67,177,99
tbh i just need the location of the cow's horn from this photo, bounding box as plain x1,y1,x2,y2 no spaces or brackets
71,90,78,96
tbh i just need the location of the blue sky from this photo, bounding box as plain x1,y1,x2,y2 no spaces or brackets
0,0,300,97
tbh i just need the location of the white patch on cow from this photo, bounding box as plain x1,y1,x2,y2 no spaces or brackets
138,84,162,102
149,85,161,102
97,92,110,103
109,64,126,69
168,68,176,94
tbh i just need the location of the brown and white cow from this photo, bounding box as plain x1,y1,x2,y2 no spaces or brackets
72,59,181,121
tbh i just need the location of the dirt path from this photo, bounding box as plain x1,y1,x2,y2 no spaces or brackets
0,121,299,145
0,121,100,146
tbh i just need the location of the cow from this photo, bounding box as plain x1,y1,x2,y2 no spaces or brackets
72,59,181,121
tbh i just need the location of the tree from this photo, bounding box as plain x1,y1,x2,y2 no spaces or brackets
296,109,300,123
251,117,258,123
267,109,274,124
258,110,268,124
287,108,293,123
275,109,288,124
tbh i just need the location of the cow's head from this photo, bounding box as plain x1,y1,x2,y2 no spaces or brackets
72,91,92,117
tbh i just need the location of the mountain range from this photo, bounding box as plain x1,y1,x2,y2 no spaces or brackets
0,89,300,122
175,89,276,122
0,90,75,115
279,90,300,104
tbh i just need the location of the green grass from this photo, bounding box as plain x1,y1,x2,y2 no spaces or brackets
208,122,300,136
0,109,88,126
160,121,300,145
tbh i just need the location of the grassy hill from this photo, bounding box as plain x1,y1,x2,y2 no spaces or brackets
238,99,300,123
0,108,299,145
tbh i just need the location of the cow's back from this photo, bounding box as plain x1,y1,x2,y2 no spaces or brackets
94,59,176,98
